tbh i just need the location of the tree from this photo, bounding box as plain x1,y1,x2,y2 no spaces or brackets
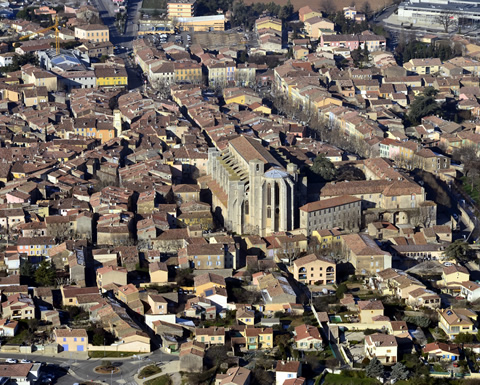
361,0,373,19
35,260,56,287
435,12,458,33
92,332,105,346
205,345,230,367
404,315,432,328
454,145,480,191
454,332,474,344
391,362,409,381
407,86,440,126
232,287,261,303
335,283,348,299
251,368,273,385
20,260,35,279
337,163,366,181
365,357,384,378
279,0,294,21
27,318,39,333
320,0,335,16
443,240,471,263
175,268,194,286
310,153,336,181
325,357,340,369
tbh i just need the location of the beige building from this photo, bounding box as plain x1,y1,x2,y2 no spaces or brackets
441,264,469,287
303,16,335,40
291,253,335,285
299,195,361,235
54,328,88,352
22,68,58,92
149,261,168,285
147,293,168,315
195,326,225,346
358,300,384,323
438,308,477,339
75,24,110,42
342,233,392,275
96,265,128,290
1,293,35,320
167,0,195,19
365,333,398,364
404,58,442,75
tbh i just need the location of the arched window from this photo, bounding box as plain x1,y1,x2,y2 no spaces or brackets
267,183,271,206
244,199,249,215
267,207,271,218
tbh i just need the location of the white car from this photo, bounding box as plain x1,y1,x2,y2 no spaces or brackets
20,359,31,363
5,359,17,364
443,262,453,267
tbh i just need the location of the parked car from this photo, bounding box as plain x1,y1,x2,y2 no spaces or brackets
5,359,17,364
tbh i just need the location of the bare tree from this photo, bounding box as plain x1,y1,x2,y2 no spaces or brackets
277,248,304,266
453,145,480,190
361,0,373,19
435,12,458,33
410,204,436,228
320,0,336,16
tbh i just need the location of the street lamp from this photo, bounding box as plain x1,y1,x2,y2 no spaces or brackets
111,369,114,385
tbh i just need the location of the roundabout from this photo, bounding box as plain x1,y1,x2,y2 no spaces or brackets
93,362,121,375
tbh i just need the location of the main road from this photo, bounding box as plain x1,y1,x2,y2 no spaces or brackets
90,0,144,88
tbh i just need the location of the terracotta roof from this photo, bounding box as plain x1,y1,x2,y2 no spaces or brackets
300,195,361,212
194,272,226,288
439,308,476,326
195,326,225,336
54,328,87,338
423,342,459,355
365,333,397,347
294,324,321,342
293,253,334,268
0,363,33,377
276,360,301,373
389,321,407,331
358,300,384,311
443,264,469,275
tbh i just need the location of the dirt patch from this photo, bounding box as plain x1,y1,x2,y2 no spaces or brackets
243,0,394,12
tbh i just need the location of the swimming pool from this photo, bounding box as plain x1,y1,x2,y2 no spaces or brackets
329,315,342,323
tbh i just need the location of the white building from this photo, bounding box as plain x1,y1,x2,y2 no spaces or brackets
398,0,480,27
276,360,301,385
0,52,14,67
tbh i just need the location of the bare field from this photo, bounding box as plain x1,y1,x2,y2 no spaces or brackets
243,0,394,12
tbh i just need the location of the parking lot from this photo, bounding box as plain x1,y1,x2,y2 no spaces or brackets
145,30,192,49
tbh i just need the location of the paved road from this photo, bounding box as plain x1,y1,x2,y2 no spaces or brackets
91,0,144,89
0,350,178,384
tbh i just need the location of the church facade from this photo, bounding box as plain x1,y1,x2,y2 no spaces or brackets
207,136,301,236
